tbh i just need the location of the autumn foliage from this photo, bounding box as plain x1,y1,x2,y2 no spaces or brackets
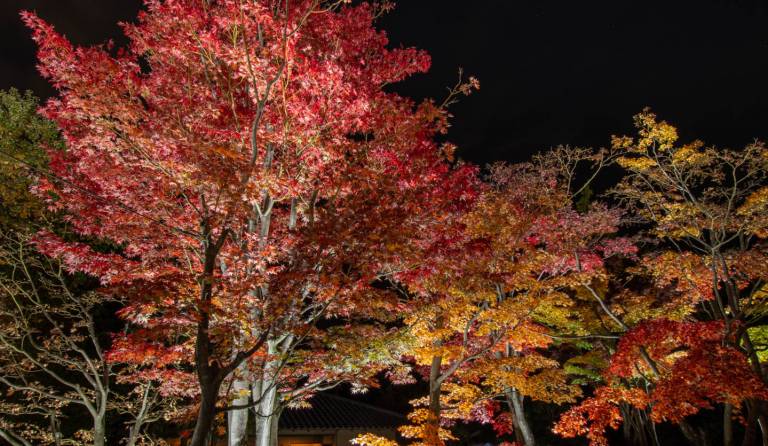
19,1,477,444
0,1,767,446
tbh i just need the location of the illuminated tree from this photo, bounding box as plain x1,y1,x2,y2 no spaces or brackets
23,1,477,445
368,156,627,446
554,111,768,446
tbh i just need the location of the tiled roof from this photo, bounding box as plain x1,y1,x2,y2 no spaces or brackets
279,393,405,430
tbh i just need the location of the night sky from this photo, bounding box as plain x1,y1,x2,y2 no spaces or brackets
3,0,768,165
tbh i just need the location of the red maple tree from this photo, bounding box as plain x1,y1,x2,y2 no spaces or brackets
24,1,477,444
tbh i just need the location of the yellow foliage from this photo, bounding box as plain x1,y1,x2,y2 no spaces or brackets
738,186,768,237
616,155,656,171
352,434,400,446
633,110,678,151
670,141,708,166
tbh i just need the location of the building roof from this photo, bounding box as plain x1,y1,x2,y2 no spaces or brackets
279,393,405,431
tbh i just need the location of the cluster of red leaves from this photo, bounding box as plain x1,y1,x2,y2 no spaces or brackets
553,386,649,446
611,319,768,422
556,320,768,446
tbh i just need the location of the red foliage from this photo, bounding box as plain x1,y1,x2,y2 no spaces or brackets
24,1,479,438
557,320,768,446
611,319,768,423
554,387,648,446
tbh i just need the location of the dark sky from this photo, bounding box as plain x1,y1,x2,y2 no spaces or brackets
3,0,768,164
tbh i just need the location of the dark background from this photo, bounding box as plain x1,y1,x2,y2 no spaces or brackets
3,0,768,165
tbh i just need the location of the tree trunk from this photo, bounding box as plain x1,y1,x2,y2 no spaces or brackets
190,224,225,446
127,421,141,446
254,338,285,446
740,400,766,446
505,388,535,446
190,385,220,446
93,414,106,446
427,355,443,446
619,404,656,446
255,405,281,446
724,403,734,446
228,366,251,446
759,414,768,446
255,383,278,446
508,405,525,446
49,412,63,446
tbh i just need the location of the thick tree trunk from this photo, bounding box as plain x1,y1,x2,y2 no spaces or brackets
190,223,226,446
254,404,280,446
254,338,285,446
508,407,525,446
255,383,278,446
93,414,106,446
724,403,734,446
740,400,768,446
505,388,535,446
190,385,221,446
758,413,768,446
228,366,251,446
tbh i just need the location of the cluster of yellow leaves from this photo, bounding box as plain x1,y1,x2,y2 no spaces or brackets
670,141,709,166
738,186,768,237
441,382,484,419
654,202,702,238
633,109,678,151
352,433,399,446
398,407,455,446
404,302,478,365
466,354,581,404
530,290,584,334
747,325,768,362
611,290,693,325
644,251,713,304
616,155,656,171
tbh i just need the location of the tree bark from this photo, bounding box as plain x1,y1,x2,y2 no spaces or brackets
724,403,734,446
49,412,63,446
255,405,280,446
255,379,278,446
190,384,221,446
740,400,766,446
505,388,535,446
254,338,285,446
427,355,443,446
126,422,141,446
228,365,251,446
759,414,768,446
93,414,106,446
190,220,225,446
508,406,525,446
